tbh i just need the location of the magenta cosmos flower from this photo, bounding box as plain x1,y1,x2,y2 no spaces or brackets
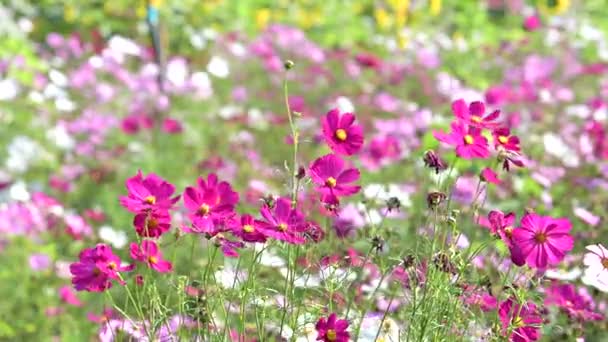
212,233,245,258
309,154,361,205
480,167,500,184
433,121,490,159
120,171,180,213
499,298,542,342
130,240,172,273
257,197,306,244
315,313,349,342
183,173,239,236
487,210,516,247
322,108,364,156
228,214,267,243
133,210,172,237
70,244,133,292
544,283,603,321
510,213,574,269
493,127,521,152
452,98,500,129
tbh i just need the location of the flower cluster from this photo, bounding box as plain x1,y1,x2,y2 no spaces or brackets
434,99,524,170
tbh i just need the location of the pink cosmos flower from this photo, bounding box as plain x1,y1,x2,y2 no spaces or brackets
322,108,364,156
433,121,490,159
183,174,239,236
544,283,604,321
501,150,525,171
228,214,267,243
257,197,306,244
461,286,497,312
133,210,172,238
161,118,183,134
64,213,93,239
510,213,574,269
480,168,500,184
498,298,542,342
70,244,133,292
130,240,173,273
59,286,82,306
487,210,516,247
523,15,541,32
213,234,245,258
29,253,52,271
119,171,180,213
315,313,349,342
493,127,521,152
309,154,361,205
451,99,500,129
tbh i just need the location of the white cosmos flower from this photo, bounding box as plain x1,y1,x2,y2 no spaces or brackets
335,96,355,113
357,315,401,342
99,226,128,249
9,181,30,202
214,264,247,288
6,136,42,173
0,79,19,101
207,56,229,78
545,267,582,281
47,125,75,150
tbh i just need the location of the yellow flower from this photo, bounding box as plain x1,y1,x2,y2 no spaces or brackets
390,0,409,28
256,8,271,30
64,5,76,22
538,0,570,16
297,8,322,29
375,7,392,31
136,2,147,18
430,0,442,16
397,31,409,49
149,0,163,7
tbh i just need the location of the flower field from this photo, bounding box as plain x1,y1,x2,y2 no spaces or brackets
2,1,608,341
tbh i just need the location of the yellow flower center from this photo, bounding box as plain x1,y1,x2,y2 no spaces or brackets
513,315,525,328
144,195,156,205
498,135,509,144
148,256,158,264
335,129,348,141
148,218,158,229
601,258,608,269
504,226,513,238
243,224,255,233
534,232,547,243
326,329,337,341
326,177,337,187
464,134,474,145
199,204,210,215
107,262,117,270
471,115,482,123
278,223,288,231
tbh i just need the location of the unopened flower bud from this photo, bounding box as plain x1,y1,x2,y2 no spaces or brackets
296,166,306,180
427,191,447,208
423,150,447,174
